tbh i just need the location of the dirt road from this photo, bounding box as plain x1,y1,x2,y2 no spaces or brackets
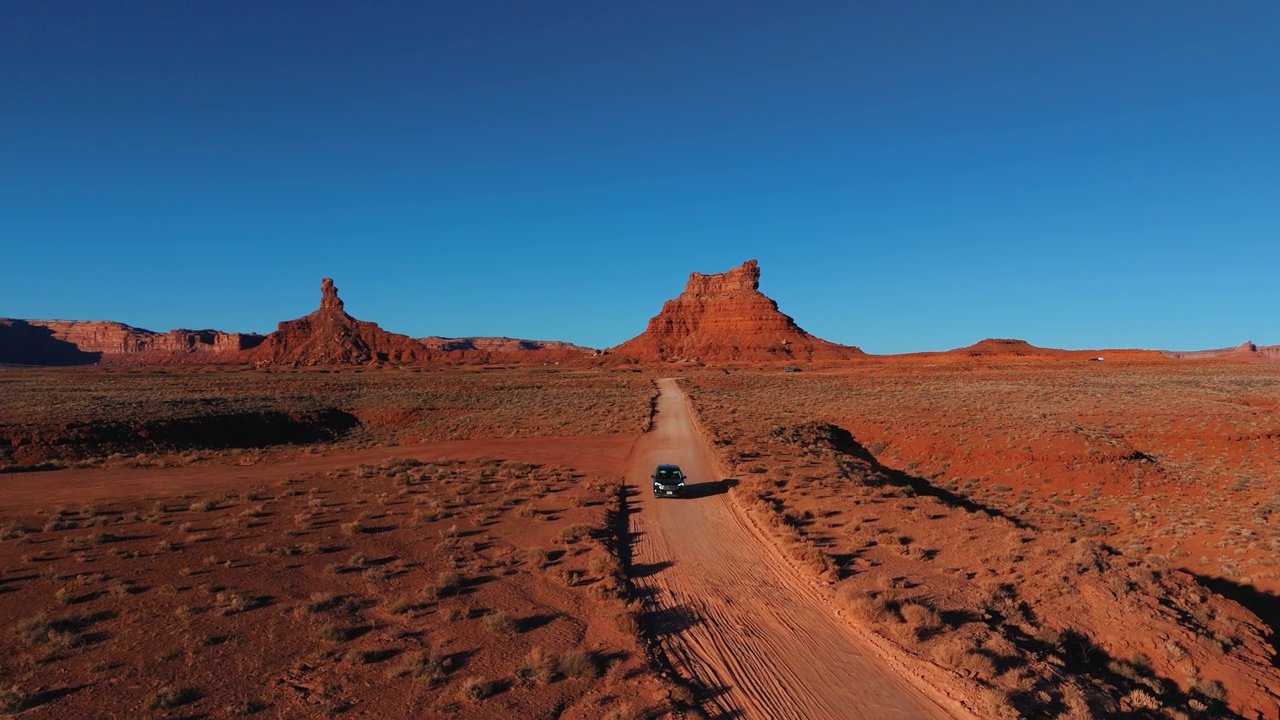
626,378,954,719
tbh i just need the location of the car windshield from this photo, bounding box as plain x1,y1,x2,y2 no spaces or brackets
655,468,682,482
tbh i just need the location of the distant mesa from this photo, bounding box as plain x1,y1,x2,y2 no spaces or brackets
1163,340,1280,362
418,336,592,354
246,278,431,366
0,318,260,365
610,260,862,362
0,319,103,365
956,338,1054,358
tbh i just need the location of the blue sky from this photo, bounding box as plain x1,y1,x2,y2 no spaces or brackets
2,2,1276,353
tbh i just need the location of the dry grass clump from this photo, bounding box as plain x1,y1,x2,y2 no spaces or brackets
515,646,557,686
423,570,462,599
0,685,37,713
931,641,998,681
519,547,551,569
316,623,349,642
14,613,87,649
898,601,942,636
557,649,599,679
458,676,500,702
480,610,516,635
388,650,451,682
305,591,342,613
838,588,894,625
558,524,595,544
149,685,199,710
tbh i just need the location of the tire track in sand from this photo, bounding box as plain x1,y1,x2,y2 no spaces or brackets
627,379,954,720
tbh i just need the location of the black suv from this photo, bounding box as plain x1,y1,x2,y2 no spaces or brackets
652,464,686,498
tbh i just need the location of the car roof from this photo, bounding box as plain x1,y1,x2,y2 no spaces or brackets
655,464,682,471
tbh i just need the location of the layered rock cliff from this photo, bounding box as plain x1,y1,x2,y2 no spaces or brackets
245,279,432,366
0,318,262,365
611,260,862,362
418,336,592,354
1164,341,1280,362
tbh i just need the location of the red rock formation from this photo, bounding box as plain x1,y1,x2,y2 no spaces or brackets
246,279,431,366
610,260,862,362
1164,341,1280,362
0,318,261,365
418,336,592,354
900,338,1166,363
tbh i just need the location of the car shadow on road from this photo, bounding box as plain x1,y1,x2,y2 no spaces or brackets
681,477,738,499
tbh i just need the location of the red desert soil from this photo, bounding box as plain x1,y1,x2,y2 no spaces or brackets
3,362,1280,719
0,437,678,717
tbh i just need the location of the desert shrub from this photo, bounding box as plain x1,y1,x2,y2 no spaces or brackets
559,524,595,544
306,592,341,613
1123,688,1162,711
588,553,621,577
481,610,516,635
0,685,35,713
385,597,414,615
558,650,598,679
458,676,498,702
899,601,942,637
516,646,557,685
498,461,535,478
519,547,550,569
838,588,893,625
14,613,85,648
979,687,1019,720
431,570,463,598
389,651,449,681
317,623,348,642
149,686,199,710
615,608,641,635
932,641,998,680
215,590,254,615
344,648,373,665
1192,678,1227,703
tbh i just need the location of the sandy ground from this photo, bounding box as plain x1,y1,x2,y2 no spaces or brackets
0,435,636,513
626,379,955,719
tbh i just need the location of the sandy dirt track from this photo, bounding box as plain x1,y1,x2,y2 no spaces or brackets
627,378,954,720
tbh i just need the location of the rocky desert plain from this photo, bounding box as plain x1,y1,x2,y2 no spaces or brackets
1,261,1278,719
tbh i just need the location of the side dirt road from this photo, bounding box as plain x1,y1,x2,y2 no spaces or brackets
626,378,959,719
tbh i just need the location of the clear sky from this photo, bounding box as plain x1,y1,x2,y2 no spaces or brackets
2,2,1276,354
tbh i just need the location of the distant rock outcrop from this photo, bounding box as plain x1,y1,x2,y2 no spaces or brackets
611,260,862,362
0,318,261,365
246,278,431,366
418,336,592,354
956,338,1055,358
920,338,1165,363
1164,341,1280,362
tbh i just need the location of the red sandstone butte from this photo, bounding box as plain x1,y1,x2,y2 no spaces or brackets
611,260,862,362
246,278,432,366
